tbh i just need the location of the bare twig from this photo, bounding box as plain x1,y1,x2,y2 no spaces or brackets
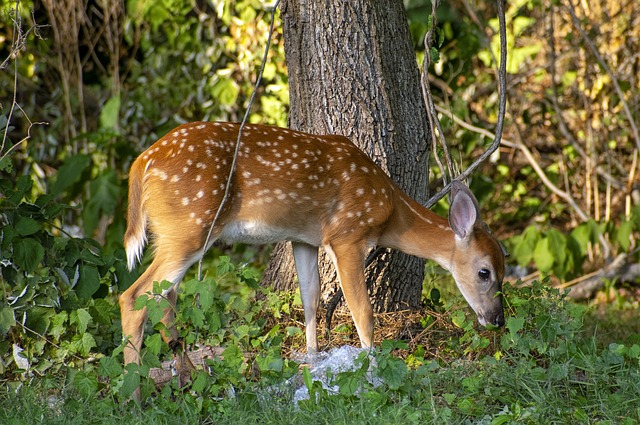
197,1,281,280
425,0,508,208
420,0,456,188
0,3,45,70
1,105,49,164
434,101,590,219
1,1,48,161
1,1,22,155
16,321,89,368
564,252,640,300
434,101,617,258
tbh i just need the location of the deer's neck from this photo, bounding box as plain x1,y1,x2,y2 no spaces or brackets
378,190,456,271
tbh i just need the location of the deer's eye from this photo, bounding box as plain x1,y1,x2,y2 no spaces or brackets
478,268,491,280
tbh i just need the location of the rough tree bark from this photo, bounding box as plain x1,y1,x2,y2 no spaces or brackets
261,0,432,314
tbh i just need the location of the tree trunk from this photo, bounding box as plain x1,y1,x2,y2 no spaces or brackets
261,0,431,313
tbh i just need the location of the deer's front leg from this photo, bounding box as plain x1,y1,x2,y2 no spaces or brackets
324,241,374,348
292,242,321,354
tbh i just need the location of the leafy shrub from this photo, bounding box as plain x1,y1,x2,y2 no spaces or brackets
0,173,128,378
508,205,640,281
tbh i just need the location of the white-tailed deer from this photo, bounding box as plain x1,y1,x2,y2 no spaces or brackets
120,121,505,370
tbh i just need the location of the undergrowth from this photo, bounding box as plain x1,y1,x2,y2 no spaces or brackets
2,268,639,424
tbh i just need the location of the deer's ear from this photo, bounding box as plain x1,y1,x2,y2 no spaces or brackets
449,181,480,241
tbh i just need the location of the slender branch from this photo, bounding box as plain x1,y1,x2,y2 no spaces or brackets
1,1,48,160
434,103,589,221
198,1,281,279
1,1,21,155
564,252,640,300
425,0,508,208
420,0,456,188
0,109,48,163
17,321,89,367
434,101,616,257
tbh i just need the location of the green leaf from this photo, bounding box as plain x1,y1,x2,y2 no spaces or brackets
148,298,169,325
286,326,302,336
451,310,468,329
75,265,101,301
120,364,141,399
491,415,515,425
443,393,456,404
569,219,600,263
457,397,476,414
13,237,45,273
82,170,121,236
234,324,251,339
197,284,214,312
99,356,123,378
628,344,640,359
221,344,244,372
617,220,633,251
211,77,239,107
512,226,540,266
429,46,440,64
547,229,568,278
79,332,97,356
533,237,554,272
547,229,566,260
8,175,32,204
144,333,164,356
70,308,93,334
49,311,68,340
73,370,99,398
70,332,96,356
506,316,524,337
134,294,150,311
216,256,234,274
191,371,208,394
38,194,67,219
15,217,40,236
377,355,408,390
79,244,105,266
337,372,360,396
302,366,313,391
430,287,441,305
380,339,408,353
100,95,121,130
256,353,283,373
183,306,205,328
0,306,16,335
51,155,91,196
25,306,54,336
0,154,12,173
437,26,445,47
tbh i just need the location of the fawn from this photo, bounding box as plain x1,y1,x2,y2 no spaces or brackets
120,122,505,376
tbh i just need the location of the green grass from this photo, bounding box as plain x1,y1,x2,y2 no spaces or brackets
3,346,639,424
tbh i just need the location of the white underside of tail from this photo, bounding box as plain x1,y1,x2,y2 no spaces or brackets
126,224,147,271
126,160,152,271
